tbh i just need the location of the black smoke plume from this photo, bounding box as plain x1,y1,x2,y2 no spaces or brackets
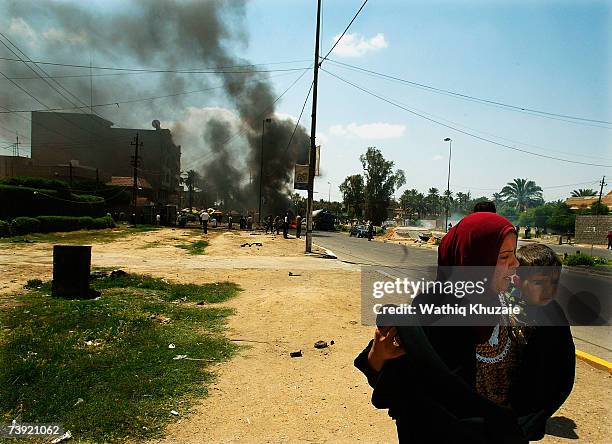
1,0,310,214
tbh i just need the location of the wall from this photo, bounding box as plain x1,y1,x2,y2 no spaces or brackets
575,215,612,245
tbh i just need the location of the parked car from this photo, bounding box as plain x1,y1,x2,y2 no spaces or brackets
349,224,368,238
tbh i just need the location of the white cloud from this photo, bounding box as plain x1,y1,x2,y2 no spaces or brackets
432,154,444,161
8,18,38,44
43,28,88,45
329,122,405,140
331,33,388,57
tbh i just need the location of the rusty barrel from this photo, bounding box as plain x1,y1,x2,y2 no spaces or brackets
52,245,93,299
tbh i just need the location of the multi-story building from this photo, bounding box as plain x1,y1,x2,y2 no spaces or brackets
26,111,181,205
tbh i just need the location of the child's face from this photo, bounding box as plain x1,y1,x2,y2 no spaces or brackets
520,271,561,306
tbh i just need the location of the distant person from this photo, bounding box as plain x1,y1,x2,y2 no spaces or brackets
525,226,531,239
155,214,161,226
283,212,290,238
266,215,273,234
608,230,612,249
200,209,210,234
473,201,497,213
247,214,253,230
367,221,374,241
296,214,302,238
228,214,233,230
448,222,453,230
274,216,281,235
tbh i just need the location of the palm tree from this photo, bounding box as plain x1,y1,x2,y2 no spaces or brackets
492,192,504,208
400,189,425,219
426,188,440,217
183,170,200,211
500,178,543,212
570,189,597,197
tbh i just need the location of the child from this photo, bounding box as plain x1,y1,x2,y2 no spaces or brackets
505,243,575,438
505,243,566,327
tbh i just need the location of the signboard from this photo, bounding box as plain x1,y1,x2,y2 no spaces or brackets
294,164,309,190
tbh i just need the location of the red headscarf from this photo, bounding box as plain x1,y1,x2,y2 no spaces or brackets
438,213,516,267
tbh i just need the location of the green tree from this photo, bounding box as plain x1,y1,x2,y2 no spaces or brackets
589,201,610,215
400,189,425,219
182,170,200,211
500,178,543,212
426,188,441,217
339,174,365,218
360,147,405,225
570,189,597,197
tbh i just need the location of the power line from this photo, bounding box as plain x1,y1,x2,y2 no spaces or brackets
0,55,309,75
283,80,314,153
327,59,612,127
0,69,306,114
320,0,369,63
321,68,612,169
451,180,600,192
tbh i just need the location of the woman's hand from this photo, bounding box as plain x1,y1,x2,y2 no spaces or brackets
367,326,406,372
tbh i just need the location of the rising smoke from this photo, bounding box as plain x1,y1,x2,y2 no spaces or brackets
1,0,310,213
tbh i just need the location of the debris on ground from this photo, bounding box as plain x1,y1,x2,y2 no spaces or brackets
89,271,109,279
170,410,180,417
290,350,302,358
173,355,188,360
288,272,301,277
51,430,72,444
330,340,335,345
240,242,263,248
152,314,171,324
110,269,127,277
168,343,176,349
314,340,328,349
73,398,84,407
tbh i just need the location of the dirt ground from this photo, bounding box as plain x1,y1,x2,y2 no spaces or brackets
1,227,610,443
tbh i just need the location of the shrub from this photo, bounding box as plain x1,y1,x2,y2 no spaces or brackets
10,217,41,235
564,253,595,267
0,220,10,237
0,176,70,194
91,216,115,229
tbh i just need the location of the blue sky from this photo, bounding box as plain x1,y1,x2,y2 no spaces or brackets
0,0,610,202
244,0,611,201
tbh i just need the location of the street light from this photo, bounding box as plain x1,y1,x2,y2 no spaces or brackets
258,118,272,224
443,137,452,232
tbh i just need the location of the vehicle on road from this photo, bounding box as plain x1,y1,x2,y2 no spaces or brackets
349,224,369,238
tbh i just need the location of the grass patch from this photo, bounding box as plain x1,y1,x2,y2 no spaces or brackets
176,240,208,255
0,224,161,246
0,273,241,442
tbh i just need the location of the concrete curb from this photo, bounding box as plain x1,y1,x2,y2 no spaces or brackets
575,349,612,374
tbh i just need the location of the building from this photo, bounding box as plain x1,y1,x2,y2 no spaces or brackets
565,191,612,211
1,111,181,206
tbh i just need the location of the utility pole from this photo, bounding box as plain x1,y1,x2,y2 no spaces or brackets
596,176,606,212
258,118,271,224
131,133,142,222
305,0,322,253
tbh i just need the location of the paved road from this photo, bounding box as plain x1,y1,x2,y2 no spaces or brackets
313,231,612,361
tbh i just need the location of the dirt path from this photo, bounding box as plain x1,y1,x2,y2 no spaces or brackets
1,228,610,443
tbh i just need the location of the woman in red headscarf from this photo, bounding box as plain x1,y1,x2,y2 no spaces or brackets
355,212,574,443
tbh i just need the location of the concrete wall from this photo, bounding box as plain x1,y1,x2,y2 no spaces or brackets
575,215,612,245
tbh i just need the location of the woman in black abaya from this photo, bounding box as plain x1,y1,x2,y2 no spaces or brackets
355,212,574,443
